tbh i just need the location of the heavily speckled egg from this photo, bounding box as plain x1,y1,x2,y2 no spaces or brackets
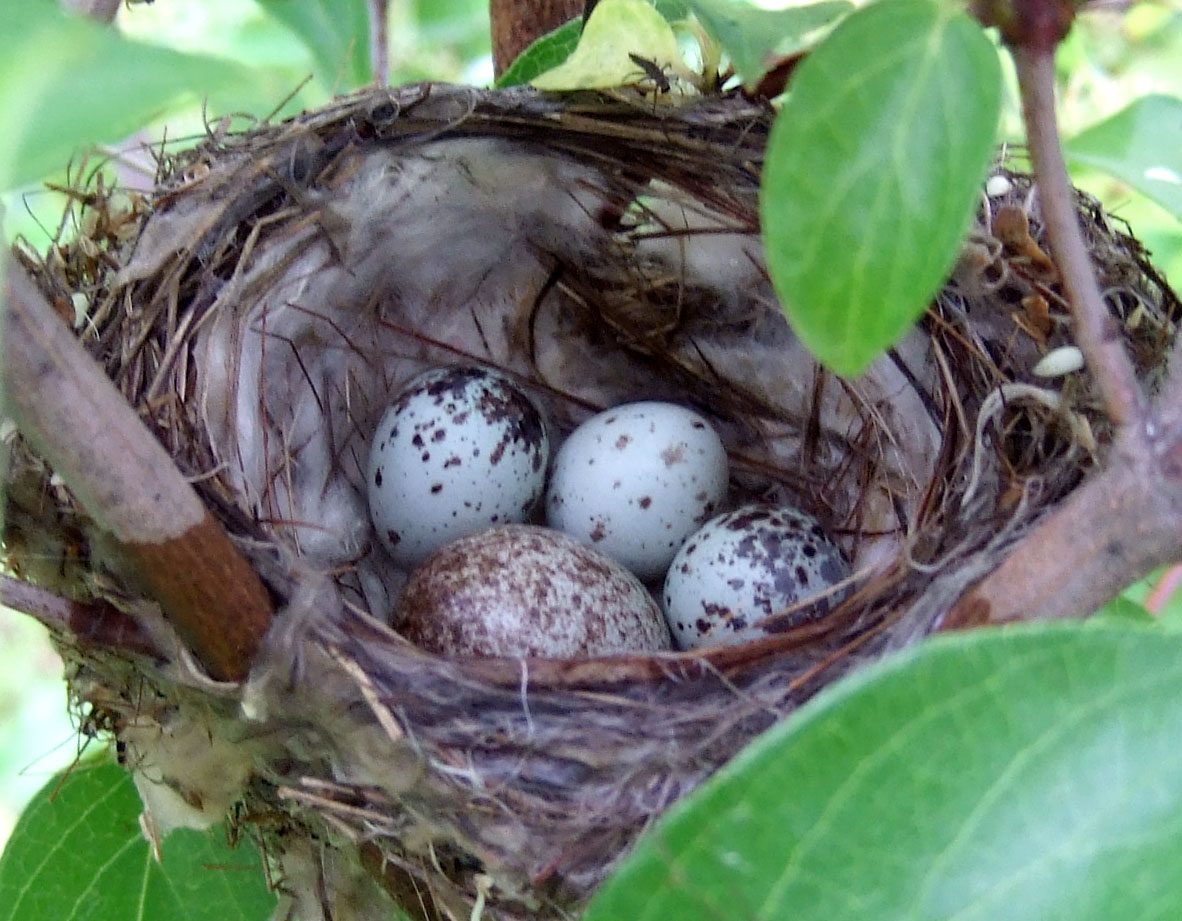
663,504,851,650
367,366,549,567
397,525,672,657
545,402,728,580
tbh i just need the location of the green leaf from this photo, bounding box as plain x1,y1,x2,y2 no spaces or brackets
1066,95,1182,224
532,0,682,90
585,624,1182,921
654,0,692,20
1093,594,1157,627
0,4,280,191
688,0,851,82
760,0,1001,376
257,0,372,89
0,760,275,921
496,18,583,88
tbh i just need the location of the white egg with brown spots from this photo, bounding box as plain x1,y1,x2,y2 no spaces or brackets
663,504,851,649
367,366,549,567
397,525,672,657
545,402,728,580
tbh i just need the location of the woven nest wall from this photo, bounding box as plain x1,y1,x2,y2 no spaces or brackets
4,83,1180,921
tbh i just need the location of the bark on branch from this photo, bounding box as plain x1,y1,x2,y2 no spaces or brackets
1,574,162,658
946,0,1182,627
2,258,273,681
1012,44,1146,429
490,0,584,77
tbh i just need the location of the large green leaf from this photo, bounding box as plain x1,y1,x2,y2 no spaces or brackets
1066,94,1182,224
584,624,1182,921
257,0,372,90
0,4,279,191
0,759,275,921
688,0,851,82
760,0,1000,376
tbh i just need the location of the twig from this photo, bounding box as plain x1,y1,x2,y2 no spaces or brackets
2,258,273,681
1145,564,1182,615
1011,43,1146,429
368,0,390,85
0,574,162,658
943,0,1180,626
941,433,1180,627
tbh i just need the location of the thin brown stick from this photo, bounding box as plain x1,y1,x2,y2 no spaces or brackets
2,258,272,681
0,573,161,658
368,0,390,85
944,0,1180,627
1011,43,1146,429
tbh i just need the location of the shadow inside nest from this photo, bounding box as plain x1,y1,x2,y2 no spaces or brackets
4,82,1179,921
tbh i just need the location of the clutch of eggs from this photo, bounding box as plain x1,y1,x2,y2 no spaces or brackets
368,370,850,657
366,366,549,567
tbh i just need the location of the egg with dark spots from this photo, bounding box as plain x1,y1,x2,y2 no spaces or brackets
367,366,549,567
545,402,728,580
397,525,672,657
662,504,851,650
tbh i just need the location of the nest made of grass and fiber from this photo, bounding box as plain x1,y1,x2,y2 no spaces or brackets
3,83,1179,920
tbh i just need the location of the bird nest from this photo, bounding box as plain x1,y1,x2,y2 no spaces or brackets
3,83,1179,921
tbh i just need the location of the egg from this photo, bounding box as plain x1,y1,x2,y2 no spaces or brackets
397,525,672,657
662,504,851,650
367,366,549,567
545,402,728,580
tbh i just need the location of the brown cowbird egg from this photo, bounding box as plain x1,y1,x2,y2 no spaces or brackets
663,504,851,650
367,366,549,568
545,402,728,580
397,525,672,657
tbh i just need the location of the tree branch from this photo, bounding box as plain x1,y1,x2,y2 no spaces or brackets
1011,43,1146,429
1,574,162,658
368,0,389,85
941,430,1182,627
489,0,584,77
942,0,1180,628
2,258,273,681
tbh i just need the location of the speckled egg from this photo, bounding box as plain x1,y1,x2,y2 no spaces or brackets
367,366,549,567
545,402,728,580
663,504,851,650
397,525,672,657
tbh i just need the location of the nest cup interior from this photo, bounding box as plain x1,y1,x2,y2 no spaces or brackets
5,84,1180,919
118,86,946,650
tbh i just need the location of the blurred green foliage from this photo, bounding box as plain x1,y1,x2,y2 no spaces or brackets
0,617,80,846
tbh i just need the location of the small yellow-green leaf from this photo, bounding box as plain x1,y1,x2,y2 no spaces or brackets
761,0,1001,376
496,18,583,87
531,0,681,90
